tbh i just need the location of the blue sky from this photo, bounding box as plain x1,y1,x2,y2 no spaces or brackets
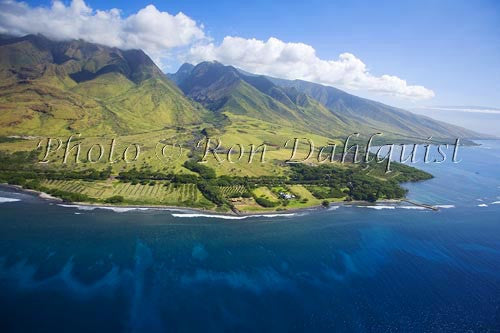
2,0,500,112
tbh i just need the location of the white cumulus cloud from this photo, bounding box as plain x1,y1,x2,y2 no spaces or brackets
0,0,206,63
0,0,434,100
187,36,435,100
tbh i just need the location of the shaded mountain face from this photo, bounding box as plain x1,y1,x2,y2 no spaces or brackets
0,34,162,84
0,34,208,135
172,61,485,140
167,63,194,85
170,61,357,137
265,77,479,139
0,34,485,141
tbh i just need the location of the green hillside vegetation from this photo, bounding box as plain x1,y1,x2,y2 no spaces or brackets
0,35,450,212
172,61,485,142
0,143,433,213
0,34,211,136
39,179,214,208
1,35,486,142
265,74,486,141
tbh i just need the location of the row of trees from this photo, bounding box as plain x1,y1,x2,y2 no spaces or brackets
0,149,423,207
0,151,112,182
289,163,409,202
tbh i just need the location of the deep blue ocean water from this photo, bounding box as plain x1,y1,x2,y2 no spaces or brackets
0,141,499,332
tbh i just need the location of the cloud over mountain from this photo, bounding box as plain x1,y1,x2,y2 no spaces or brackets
0,0,434,100
187,37,435,100
0,0,206,61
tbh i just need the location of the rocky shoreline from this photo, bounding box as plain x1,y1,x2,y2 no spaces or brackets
0,184,438,218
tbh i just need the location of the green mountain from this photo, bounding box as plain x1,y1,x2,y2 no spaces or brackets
0,35,485,210
0,34,485,142
169,61,359,137
171,61,485,141
265,77,481,140
0,34,209,136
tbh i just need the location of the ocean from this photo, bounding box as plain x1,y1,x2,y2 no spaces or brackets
0,141,499,332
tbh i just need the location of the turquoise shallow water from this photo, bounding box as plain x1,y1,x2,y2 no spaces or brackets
0,141,499,332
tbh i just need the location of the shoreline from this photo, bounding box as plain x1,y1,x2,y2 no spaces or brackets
1,183,328,216
0,184,434,217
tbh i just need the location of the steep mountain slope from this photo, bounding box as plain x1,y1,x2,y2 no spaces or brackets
0,34,209,135
0,34,485,142
172,62,484,140
171,61,357,137
168,63,194,86
267,77,481,139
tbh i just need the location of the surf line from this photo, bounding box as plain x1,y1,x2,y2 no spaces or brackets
401,199,439,211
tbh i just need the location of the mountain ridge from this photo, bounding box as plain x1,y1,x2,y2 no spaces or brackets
170,61,487,140
0,34,488,141
0,34,210,136
171,61,356,137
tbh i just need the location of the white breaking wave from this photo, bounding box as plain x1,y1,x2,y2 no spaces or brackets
172,213,247,220
55,201,459,217
58,204,155,213
491,201,500,205
358,205,396,210
0,197,20,203
99,207,150,213
57,204,193,213
358,204,441,211
58,204,96,211
478,204,488,207
398,206,427,210
236,213,296,218
57,204,297,219
434,205,455,209
171,213,296,220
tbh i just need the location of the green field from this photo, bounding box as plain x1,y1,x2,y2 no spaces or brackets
228,185,325,212
253,187,280,202
0,34,438,214
219,185,247,198
0,131,433,213
287,185,322,208
41,179,214,208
